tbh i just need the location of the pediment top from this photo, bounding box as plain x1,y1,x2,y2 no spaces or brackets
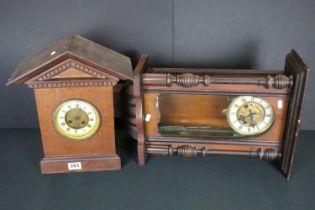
7,34,133,85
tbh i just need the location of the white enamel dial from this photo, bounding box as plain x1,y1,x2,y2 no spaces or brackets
53,99,100,140
226,96,274,136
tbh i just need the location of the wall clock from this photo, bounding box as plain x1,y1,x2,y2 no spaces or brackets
127,50,309,179
7,35,133,174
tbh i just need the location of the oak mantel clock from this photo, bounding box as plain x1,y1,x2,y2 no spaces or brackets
127,50,309,179
7,35,133,174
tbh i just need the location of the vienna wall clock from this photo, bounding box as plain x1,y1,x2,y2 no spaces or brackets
127,50,309,179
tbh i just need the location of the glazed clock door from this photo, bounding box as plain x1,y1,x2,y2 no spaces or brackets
152,93,285,139
281,50,309,179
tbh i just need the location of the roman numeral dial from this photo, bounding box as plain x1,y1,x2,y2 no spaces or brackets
226,96,274,136
53,99,100,140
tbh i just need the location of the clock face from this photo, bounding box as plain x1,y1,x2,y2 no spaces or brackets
53,99,100,140
226,96,274,136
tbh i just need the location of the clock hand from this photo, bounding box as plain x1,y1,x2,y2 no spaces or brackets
248,110,256,126
73,108,82,128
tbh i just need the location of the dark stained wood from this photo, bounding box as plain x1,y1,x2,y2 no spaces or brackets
142,84,289,95
128,106,137,117
114,84,124,93
146,141,279,152
7,34,133,85
128,125,138,141
148,67,284,75
128,50,309,179
146,144,280,160
132,54,149,165
281,49,309,179
127,117,136,126
142,73,292,89
146,137,281,147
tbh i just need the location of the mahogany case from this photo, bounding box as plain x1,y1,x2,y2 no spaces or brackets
7,35,133,174
126,50,309,179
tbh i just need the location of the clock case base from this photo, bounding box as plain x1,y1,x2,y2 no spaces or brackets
40,154,121,174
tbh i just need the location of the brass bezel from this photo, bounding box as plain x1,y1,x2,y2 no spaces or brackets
53,99,101,140
226,96,274,136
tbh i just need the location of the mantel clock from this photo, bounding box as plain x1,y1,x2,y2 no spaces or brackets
7,35,133,174
127,50,309,179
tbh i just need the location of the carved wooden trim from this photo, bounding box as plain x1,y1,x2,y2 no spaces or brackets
166,73,205,88
168,145,207,157
250,148,280,160
148,67,284,75
145,144,280,160
24,58,120,88
146,137,281,147
27,59,119,84
133,54,149,165
27,79,117,88
264,74,293,89
144,73,293,89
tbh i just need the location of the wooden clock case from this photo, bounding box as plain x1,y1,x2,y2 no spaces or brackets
127,50,309,179
7,35,133,174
